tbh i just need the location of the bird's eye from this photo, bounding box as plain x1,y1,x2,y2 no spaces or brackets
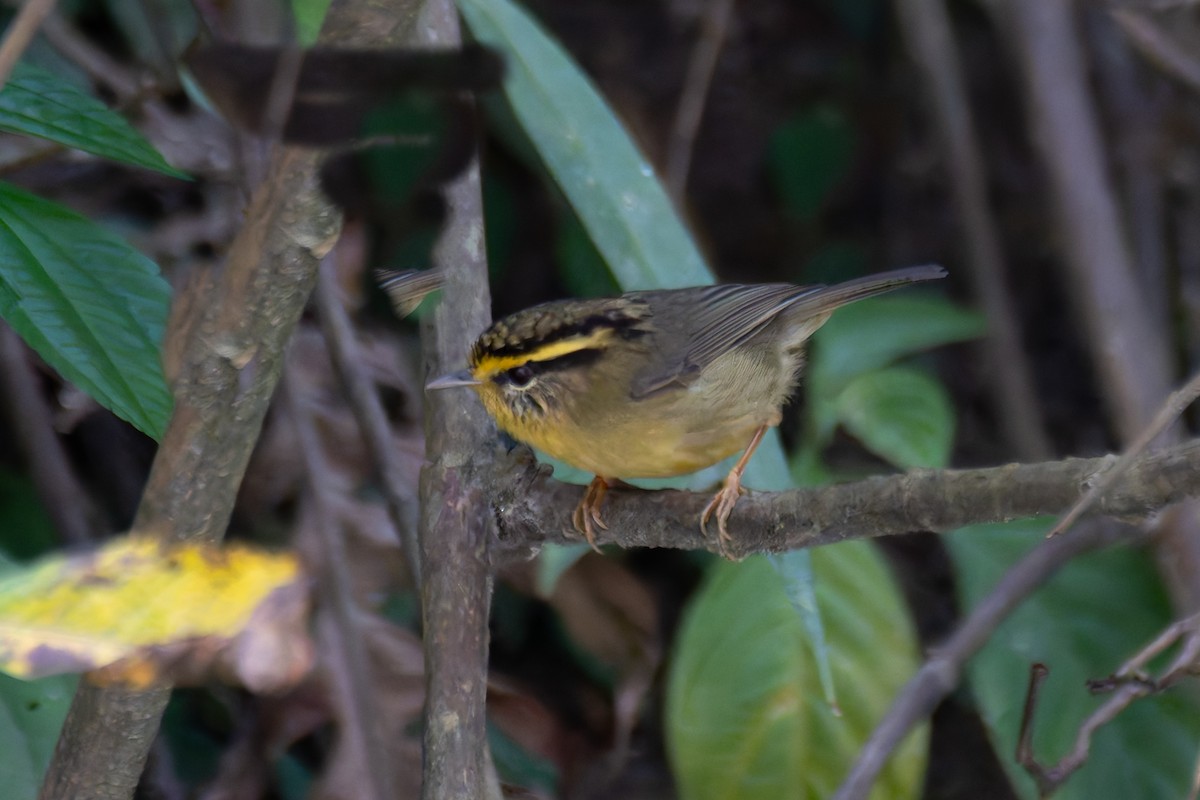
506,365,536,387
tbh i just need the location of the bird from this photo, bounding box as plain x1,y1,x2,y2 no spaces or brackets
420,265,947,556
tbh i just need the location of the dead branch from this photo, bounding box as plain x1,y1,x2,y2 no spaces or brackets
1017,617,1200,795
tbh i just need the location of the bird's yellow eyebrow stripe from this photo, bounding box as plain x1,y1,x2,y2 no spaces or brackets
472,328,613,378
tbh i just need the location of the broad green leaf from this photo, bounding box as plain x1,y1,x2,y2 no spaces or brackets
459,0,710,290
811,293,985,397
0,672,76,800
948,520,1200,799
667,546,926,800
0,182,172,439
835,366,954,469
0,536,309,690
769,106,856,221
0,62,186,178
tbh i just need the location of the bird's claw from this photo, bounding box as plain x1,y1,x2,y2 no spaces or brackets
572,477,611,553
700,473,747,561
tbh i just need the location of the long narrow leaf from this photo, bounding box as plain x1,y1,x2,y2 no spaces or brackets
459,0,707,290
459,1,906,777
0,182,172,439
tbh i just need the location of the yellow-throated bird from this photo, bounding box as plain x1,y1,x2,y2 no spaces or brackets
405,265,946,555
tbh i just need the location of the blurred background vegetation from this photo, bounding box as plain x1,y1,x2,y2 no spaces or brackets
2,0,1200,798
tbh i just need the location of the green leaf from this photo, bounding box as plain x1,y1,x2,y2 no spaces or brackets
0,62,186,178
0,672,77,800
289,0,332,44
0,182,172,439
769,106,856,221
768,551,837,709
835,366,954,469
810,293,985,398
667,545,926,800
459,0,710,290
948,520,1200,799
554,211,620,298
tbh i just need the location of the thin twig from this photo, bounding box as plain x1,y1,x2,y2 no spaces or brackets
314,255,422,589
37,7,140,100
1049,369,1200,536
831,519,1137,800
831,371,1200,798
1000,0,1200,618
665,0,736,202
282,363,394,800
0,0,57,88
0,324,96,544
893,0,1051,460
1017,617,1200,793
1111,611,1200,680
1087,9,1170,323
1015,662,1050,792
1113,8,1200,95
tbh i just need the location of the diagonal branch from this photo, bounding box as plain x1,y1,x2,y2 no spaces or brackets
37,1,398,797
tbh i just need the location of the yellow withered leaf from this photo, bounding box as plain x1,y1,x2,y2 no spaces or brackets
0,536,312,692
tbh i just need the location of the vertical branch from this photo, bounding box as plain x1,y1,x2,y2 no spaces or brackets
998,0,1171,438
412,3,497,798
39,142,334,800
0,325,97,545
315,257,423,589
893,0,1050,461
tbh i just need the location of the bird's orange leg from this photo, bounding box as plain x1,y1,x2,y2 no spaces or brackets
572,476,612,552
701,425,768,559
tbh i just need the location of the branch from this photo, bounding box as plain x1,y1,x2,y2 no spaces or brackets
665,0,736,202
995,0,1200,618
410,4,499,800
1016,614,1200,794
0,325,96,545
1113,8,1200,95
282,365,394,800
37,0,395,795
315,255,422,588
893,0,1050,460
491,439,1200,558
832,518,1137,800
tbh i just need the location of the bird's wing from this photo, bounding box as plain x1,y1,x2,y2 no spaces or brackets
628,283,818,399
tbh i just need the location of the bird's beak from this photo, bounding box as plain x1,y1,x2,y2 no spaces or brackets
427,369,480,390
